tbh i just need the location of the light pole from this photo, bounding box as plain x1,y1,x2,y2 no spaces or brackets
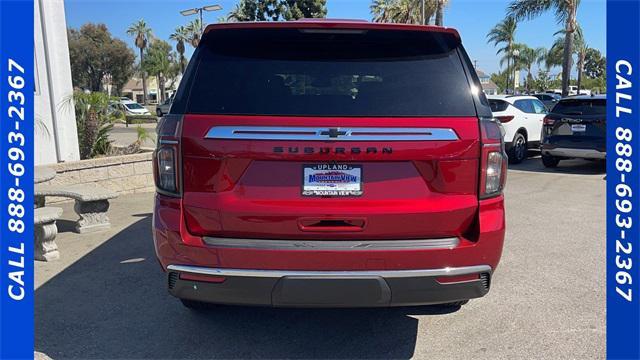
180,4,222,34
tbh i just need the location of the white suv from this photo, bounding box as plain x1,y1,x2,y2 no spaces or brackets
487,95,548,163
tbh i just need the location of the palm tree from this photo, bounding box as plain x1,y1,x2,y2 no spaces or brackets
371,0,394,22
435,0,449,25
487,17,518,94
546,38,564,70
227,3,249,22
572,28,588,92
170,26,189,74
547,23,584,90
186,19,203,48
126,19,152,105
371,0,437,25
508,0,580,97
516,45,546,93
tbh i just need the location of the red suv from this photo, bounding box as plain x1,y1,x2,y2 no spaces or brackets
153,20,507,308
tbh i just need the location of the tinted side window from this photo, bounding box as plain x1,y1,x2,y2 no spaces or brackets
531,99,547,114
513,99,535,113
489,99,509,112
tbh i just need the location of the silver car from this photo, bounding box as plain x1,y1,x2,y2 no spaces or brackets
156,97,173,117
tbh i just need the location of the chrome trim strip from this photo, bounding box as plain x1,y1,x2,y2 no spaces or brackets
202,237,459,250
167,264,492,279
205,126,459,141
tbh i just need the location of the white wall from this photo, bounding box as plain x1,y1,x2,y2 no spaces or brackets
34,0,80,165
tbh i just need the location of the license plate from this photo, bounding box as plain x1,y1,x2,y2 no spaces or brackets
302,164,362,196
571,124,586,132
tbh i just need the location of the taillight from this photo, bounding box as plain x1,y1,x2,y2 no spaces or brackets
157,147,177,192
153,115,182,196
496,115,514,123
543,116,555,126
479,118,507,199
484,152,505,194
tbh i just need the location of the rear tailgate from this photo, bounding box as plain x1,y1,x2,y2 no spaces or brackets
177,24,483,240
182,116,480,239
545,98,606,149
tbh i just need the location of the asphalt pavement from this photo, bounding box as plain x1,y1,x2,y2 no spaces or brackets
34,156,606,359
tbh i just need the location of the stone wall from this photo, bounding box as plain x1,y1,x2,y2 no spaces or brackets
38,152,154,203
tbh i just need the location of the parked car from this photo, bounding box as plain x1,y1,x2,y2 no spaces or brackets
156,97,173,117
532,93,561,110
487,95,547,163
153,20,507,309
549,87,591,96
540,95,606,167
118,100,151,116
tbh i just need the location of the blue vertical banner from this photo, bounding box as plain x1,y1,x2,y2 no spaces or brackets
0,0,35,359
607,0,640,359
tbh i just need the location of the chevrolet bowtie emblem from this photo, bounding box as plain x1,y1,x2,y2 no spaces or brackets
320,128,348,138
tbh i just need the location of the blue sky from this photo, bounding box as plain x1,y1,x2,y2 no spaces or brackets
64,0,606,76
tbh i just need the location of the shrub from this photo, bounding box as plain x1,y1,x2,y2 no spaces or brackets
62,91,118,159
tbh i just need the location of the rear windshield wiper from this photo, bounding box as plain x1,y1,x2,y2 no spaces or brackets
563,111,583,115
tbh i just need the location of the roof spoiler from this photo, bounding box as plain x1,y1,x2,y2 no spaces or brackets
202,20,461,40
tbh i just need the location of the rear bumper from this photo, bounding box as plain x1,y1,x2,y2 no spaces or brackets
167,264,492,307
541,146,606,159
153,194,505,307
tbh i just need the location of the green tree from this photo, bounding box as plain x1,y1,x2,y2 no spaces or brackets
584,48,605,79
227,0,326,21
126,19,152,104
516,45,546,92
532,69,553,92
67,23,135,94
490,69,510,94
142,39,177,103
62,91,117,159
508,0,580,97
545,39,564,70
435,0,447,25
487,17,518,93
371,0,437,24
581,75,606,94
170,26,189,74
186,19,202,47
573,28,588,92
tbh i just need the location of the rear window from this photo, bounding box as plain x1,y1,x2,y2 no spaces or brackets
552,98,606,116
489,99,509,112
185,28,476,117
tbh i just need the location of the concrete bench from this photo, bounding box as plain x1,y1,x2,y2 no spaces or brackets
35,184,118,233
35,207,63,261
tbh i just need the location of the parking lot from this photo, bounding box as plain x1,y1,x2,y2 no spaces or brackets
34,156,605,359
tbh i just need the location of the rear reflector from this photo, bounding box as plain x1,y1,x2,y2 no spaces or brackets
179,273,226,283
